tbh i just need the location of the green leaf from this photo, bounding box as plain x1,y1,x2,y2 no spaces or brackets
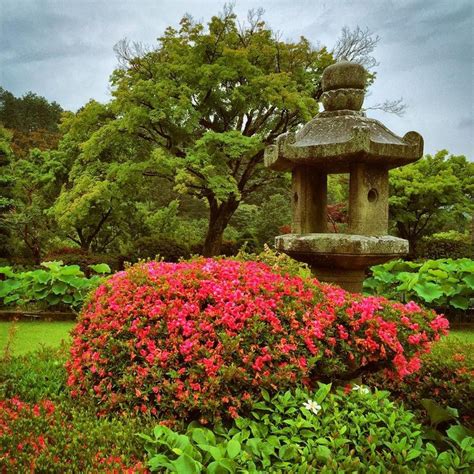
279,444,297,461
314,382,332,404
449,295,470,310
51,281,68,295
421,399,458,427
148,454,174,471
62,294,73,304
0,266,15,278
34,270,51,284
0,279,22,297
207,460,235,474
446,425,471,447
226,438,241,459
171,454,200,474
41,261,64,272
413,282,444,302
60,265,84,276
191,428,215,446
4,294,20,304
315,445,331,461
89,263,111,274
406,449,422,461
462,274,474,290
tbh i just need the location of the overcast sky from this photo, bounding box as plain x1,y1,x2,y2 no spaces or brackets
1,0,473,157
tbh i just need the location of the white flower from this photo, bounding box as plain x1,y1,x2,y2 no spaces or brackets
352,384,370,394
303,399,322,415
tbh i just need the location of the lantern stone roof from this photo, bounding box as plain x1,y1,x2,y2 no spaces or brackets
264,61,423,173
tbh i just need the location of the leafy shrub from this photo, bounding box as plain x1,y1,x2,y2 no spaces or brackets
417,232,473,260
140,385,473,473
236,244,311,278
128,236,191,263
366,335,474,428
0,260,111,310
0,397,148,472
44,247,122,275
0,346,68,403
67,258,448,423
219,240,241,257
364,258,474,311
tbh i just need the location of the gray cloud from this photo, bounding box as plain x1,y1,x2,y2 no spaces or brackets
1,0,472,157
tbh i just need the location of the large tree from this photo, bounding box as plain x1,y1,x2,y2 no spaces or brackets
109,8,333,255
389,150,474,257
50,100,154,252
8,147,69,264
0,127,15,259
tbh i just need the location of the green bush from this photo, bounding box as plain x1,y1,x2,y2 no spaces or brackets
0,346,68,403
0,260,111,310
44,247,122,275
417,232,473,260
128,236,191,262
364,258,474,311
365,336,474,429
236,244,311,278
0,397,148,472
140,385,473,473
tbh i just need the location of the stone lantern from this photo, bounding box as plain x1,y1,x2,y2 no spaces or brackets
264,61,423,292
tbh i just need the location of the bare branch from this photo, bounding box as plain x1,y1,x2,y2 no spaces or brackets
113,38,152,70
332,26,380,69
365,97,407,117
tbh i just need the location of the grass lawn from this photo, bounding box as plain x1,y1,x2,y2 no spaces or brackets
0,319,472,356
447,328,474,344
0,321,75,356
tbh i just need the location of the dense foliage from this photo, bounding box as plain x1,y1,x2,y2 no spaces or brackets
104,9,334,256
0,87,62,159
389,151,474,257
67,258,448,423
0,127,15,260
366,334,474,429
0,397,148,472
364,258,474,312
140,385,473,473
0,261,110,310
417,231,473,260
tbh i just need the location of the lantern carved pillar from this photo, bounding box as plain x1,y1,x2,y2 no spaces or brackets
264,61,424,292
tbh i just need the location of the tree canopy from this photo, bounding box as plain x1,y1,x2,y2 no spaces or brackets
107,9,333,255
389,150,474,256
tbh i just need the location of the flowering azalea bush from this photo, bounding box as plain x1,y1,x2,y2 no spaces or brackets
66,258,449,423
0,397,147,472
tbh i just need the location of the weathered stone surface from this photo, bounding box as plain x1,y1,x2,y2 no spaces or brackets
275,233,408,269
348,163,388,235
291,167,327,233
322,88,365,111
321,61,366,92
264,116,423,173
265,60,422,292
264,60,423,173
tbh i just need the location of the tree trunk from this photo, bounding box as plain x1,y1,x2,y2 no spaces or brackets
396,222,417,259
202,199,239,257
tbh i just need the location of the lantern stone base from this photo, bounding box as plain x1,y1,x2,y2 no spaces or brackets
275,233,409,292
